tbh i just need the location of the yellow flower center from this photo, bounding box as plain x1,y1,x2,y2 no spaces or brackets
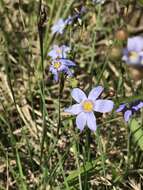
129,51,139,61
56,49,62,55
82,100,94,112
54,61,61,69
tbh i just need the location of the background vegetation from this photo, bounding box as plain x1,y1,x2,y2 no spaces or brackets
1,0,143,189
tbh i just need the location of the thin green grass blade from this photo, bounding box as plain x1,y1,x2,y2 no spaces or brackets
15,149,28,190
66,158,100,183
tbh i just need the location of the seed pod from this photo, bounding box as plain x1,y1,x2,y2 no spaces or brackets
128,66,143,81
108,90,116,97
115,29,128,41
109,46,122,60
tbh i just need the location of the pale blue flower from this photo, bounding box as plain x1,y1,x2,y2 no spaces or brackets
122,36,143,66
116,101,143,122
49,59,75,82
65,16,73,25
51,8,86,34
116,103,132,122
65,86,114,132
51,19,67,34
48,45,70,59
65,7,86,25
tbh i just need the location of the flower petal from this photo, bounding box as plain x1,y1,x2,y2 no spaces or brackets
48,50,56,59
49,66,59,81
122,55,128,62
124,110,132,122
122,49,129,63
128,53,140,65
86,112,97,131
116,104,126,112
59,65,73,77
53,72,59,82
58,64,67,72
128,36,143,52
64,104,82,115
88,86,104,100
62,45,70,52
76,112,87,131
71,88,87,103
132,102,143,111
65,16,73,25
94,100,114,113
132,105,139,111
48,45,59,59
51,19,66,34
66,69,73,77
48,45,70,59
137,102,143,109
60,59,76,67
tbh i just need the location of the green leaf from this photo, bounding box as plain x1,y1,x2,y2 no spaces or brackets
66,159,100,182
138,0,143,6
130,119,143,151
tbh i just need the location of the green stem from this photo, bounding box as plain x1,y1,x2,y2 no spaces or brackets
57,75,62,138
86,129,91,161
95,129,106,177
38,0,47,163
126,122,131,172
86,4,102,163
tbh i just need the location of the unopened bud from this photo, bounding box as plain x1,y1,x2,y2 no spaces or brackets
108,90,116,97
128,66,143,81
115,29,128,41
109,46,122,60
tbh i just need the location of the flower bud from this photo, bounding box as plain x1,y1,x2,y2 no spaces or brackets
109,46,122,60
108,90,116,97
115,29,128,41
128,66,143,81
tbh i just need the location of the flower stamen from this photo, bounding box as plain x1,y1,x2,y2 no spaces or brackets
56,49,62,55
54,61,61,69
129,51,139,62
82,100,94,112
